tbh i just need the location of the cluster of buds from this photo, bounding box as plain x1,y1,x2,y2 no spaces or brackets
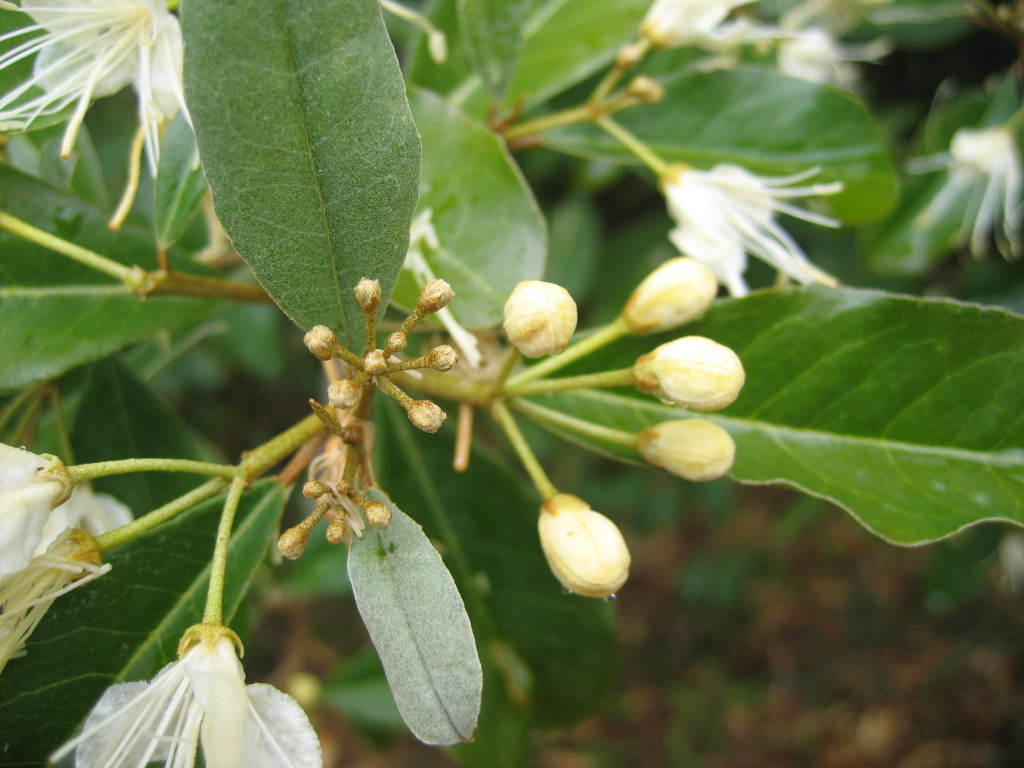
303,278,458,434
278,477,392,560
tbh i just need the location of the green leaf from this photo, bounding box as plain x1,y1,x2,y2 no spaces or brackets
374,405,618,729
393,89,545,328
0,480,286,766
411,0,649,113
457,0,529,99
347,490,482,745
519,286,1024,545
545,69,897,223
183,0,421,346
0,167,217,392
70,358,222,513
154,111,208,249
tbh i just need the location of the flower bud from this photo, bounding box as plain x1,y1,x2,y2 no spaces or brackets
302,480,329,500
277,524,311,560
626,76,664,104
386,332,408,354
538,494,630,598
327,379,362,410
354,278,381,311
326,515,347,545
363,349,387,377
621,257,717,334
427,344,458,372
417,279,454,314
638,419,735,481
633,336,744,411
363,502,392,529
407,400,446,433
303,325,336,361
503,281,577,358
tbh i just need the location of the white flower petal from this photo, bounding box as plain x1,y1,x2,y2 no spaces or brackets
244,683,323,768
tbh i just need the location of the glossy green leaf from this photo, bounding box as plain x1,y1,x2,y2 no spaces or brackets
392,89,545,328
154,111,207,249
183,0,421,347
0,167,217,392
374,406,618,730
518,286,1024,545
545,69,897,223
0,480,286,766
347,489,482,745
458,0,528,99
411,0,649,113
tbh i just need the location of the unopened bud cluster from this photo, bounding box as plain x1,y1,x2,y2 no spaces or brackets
303,278,459,434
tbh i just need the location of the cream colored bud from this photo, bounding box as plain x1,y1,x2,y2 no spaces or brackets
354,278,381,311
417,279,454,314
616,43,644,69
633,336,744,411
326,515,347,545
503,281,578,358
327,379,362,410
302,480,328,500
538,494,630,598
626,76,664,104
638,419,735,481
278,525,311,560
407,400,446,433
363,349,387,377
386,332,408,353
622,257,717,334
427,345,459,372
363,502,392,529
303,325,337,361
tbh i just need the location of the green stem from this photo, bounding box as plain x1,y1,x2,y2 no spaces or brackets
511,398,639,449
505,317,629,389
0,211,132,281
48,387,74,465
202,471,247,625
596,116,669,176
491,400,558,501
147,272,273,304
68,458,238,482
505,367,635,398
240,412,325,478
504,104,596,141
95,478,227,552
589,38,650,103
0,381,47,438
389,369,493,407
489,348,522,398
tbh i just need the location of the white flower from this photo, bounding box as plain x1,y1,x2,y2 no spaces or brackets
641,0,756,48
776,28,889,89
52,630,323,768
661,163,843,296
915,125,1022,259
0,443,65,579
0,0,186,172
35,481,133,557
0,527,109,675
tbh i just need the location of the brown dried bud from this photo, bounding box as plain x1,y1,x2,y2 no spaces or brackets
363,349,387,377
638,419,735,481
407,399,446,433
503,281,578,358
386,332,408,354
427,344,459,372
417,279,454,314
626,76,664,104
633,336,744,411
354,278,382,311
363,502,392,529
302,480,329,500
303,325,337,361
327,379,362,410
278,525,311,560
326,515,347,544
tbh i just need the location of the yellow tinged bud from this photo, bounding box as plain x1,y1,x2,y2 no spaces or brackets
363,349,387,377
633,336,744,411
626,75,664,104
354,278,382,311
638,419,735,481
427,344,459,372
326,515,347,545
327,379,361,410
363,502,392,529
417,279,455,314
407,399,446,433
302,481,328,500
622,257,717,334
538,493,630,598
277,525,311,560
303,325,337,361
386,332,408,354
503,281,578,358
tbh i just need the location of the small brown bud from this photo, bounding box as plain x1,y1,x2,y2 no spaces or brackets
302,480,329,500
363,501,392,529
363,349,387,377
278,524,311,560
417,279,454,314
626,76,664,104
503,280,578,358
326,515,347,544
427,345,459,372
354,278,381,311
327,379,362,410
407,399,446,433
386,332,408,354
303,325,337,361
